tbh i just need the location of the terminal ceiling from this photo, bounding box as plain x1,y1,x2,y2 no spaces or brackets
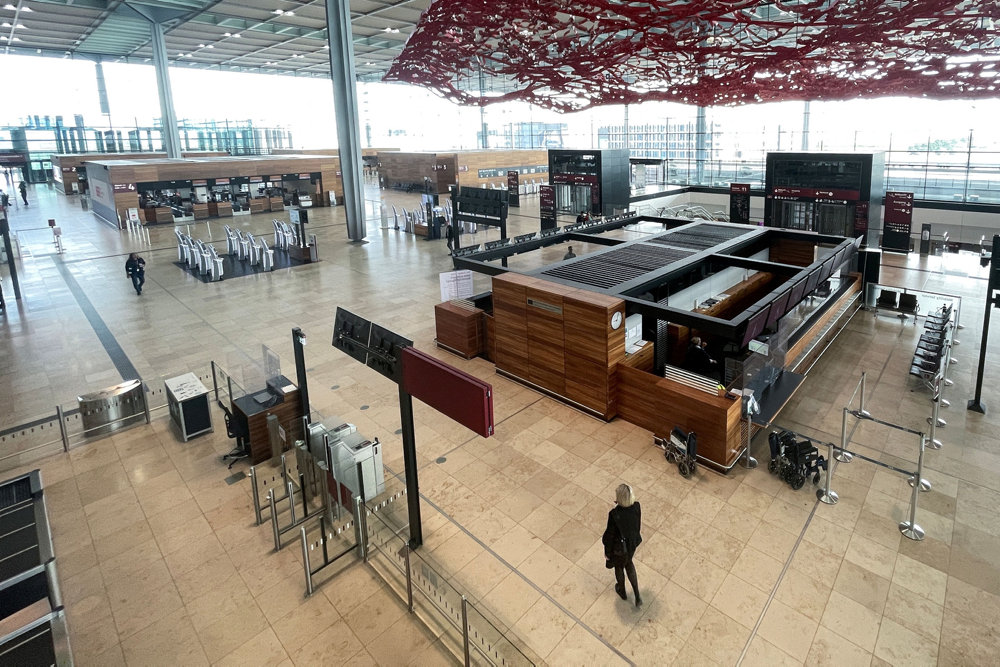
386,0,1000,110
0,0,429,80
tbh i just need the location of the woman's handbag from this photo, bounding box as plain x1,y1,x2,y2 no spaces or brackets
604,512,627,568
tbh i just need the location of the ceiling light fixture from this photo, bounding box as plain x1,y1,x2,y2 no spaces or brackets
206,44,213,48
223,32,231,37
198,43,205,47
20,5,30,11
285,11,294,16
1,21,9,27
1,3,14,9
233,33,241,38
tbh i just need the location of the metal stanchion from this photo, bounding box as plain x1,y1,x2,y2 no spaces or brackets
300,472,309,518
816,443,839,505
269,489,281,551
287,480,297,525
301,526,313,597
140,381,152,424
740,417,757,469
858,371,871,418
211,361,219,403
353,496,366,561
836,408,853,462
320,515,328,564
461,595,471,667
250,466,262,525
927,377,943,450
55,405,69,452
404,544,414,613
900,435,928,541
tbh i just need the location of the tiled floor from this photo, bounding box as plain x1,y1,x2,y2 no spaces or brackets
2,181,1000,666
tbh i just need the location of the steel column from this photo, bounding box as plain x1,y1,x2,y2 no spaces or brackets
324,0,366,241
149,23,182,158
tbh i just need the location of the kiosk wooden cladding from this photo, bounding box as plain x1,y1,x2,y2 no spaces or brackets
492,273,624,419
86,155,341,221
51,151,228,195
617,365,744,468
377,149,549,191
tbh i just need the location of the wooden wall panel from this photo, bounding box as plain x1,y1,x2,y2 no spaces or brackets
526,286,568,395
378,152,439,189
771,238,815,266
455,150,549,188
434,302,485,359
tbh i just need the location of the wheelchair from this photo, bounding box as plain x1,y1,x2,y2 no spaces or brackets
656,426,698,478
767,430,826,490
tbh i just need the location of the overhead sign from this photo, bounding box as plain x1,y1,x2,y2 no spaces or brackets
113,183,136,192
214,178,231,186
729,183,751,224
401,347,494,438
882,191,913,253
770,186,861,201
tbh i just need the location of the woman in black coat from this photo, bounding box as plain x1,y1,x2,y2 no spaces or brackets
603,483,643,607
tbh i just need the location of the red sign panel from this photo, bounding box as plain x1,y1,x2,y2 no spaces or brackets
215,178,231,186
854,201,869,234
507,170,519,190
551,172,598,185
539,185,555,212
250,176,263,183
884,191,914,231
191,179,207,186
771,186,861,201
298,173,311,179
401,347,494,438
729,183,751,194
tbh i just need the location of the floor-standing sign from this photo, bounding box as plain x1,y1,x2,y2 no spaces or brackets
882,192,914,253
729,183,751,224
332,307,494,548
539,184,557,231
507,170,520,208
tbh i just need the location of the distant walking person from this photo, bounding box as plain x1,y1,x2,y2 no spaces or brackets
3,169,9,186
125,253,146,295
603,483,643,607
563,245,576,260
18,180,27,206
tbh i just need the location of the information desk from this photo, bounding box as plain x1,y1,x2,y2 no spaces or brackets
230,376,304,464
165,373,213,442
192,203,210,220
249,199,267,214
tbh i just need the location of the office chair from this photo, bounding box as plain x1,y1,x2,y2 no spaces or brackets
898,293,919,322
221,406,249,469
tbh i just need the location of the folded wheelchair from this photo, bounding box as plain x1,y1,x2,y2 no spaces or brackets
767,430,827,490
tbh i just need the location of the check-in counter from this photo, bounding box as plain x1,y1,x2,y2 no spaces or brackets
269,197,285,212
250,199,267,214
208,201,233,217
192,203,210,220
151,207,174,223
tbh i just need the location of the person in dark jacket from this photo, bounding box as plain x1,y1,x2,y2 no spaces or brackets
18,180,27,206
125,253,146,295
603,483,643,607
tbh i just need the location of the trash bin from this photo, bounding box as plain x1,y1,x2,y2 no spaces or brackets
309,234,318,262
78,379,145,437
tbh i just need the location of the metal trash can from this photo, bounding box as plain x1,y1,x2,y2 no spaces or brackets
309,234,318,262
78,379,145,438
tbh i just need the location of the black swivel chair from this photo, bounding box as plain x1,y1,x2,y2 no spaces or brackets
876,289,898,314
221,405,249,469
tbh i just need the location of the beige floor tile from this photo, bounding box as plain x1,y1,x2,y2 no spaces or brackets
289,618,365,666
843,532,897,580
671,553,727,602
632,580,706,642
119,607,208,666
820,590,882,652
512,596,576,660
883,582,944,640
214,627,290,667
484,571,542,628
774,567,832,623
892,551,948,605
806,625,872,666
741,636,800,667
756,598,818,661
673,640,720,666
686,606,750,665
873,617,938,666
710,573,768,627
833,558,891,614
271,592,340,655
622,619,685,666
938,607,1000,666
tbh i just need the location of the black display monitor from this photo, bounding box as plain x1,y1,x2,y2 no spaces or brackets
742,305,771,347
805,268,821,295
766,289,792,328
788,277,808,308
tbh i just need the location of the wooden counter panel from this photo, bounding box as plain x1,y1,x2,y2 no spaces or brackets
269,197,285,212
622,342,655,372
192,203,210,220
434,302,485,359
242,389,305,465
565,354,610,416
250,200,267,213
208,202,233,217
485,314,496,362
616,366,742,468
563,300,612,363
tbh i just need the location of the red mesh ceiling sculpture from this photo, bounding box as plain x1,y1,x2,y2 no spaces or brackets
384,0,1000,110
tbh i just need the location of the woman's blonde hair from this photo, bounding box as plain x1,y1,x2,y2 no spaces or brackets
616,483,634,507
